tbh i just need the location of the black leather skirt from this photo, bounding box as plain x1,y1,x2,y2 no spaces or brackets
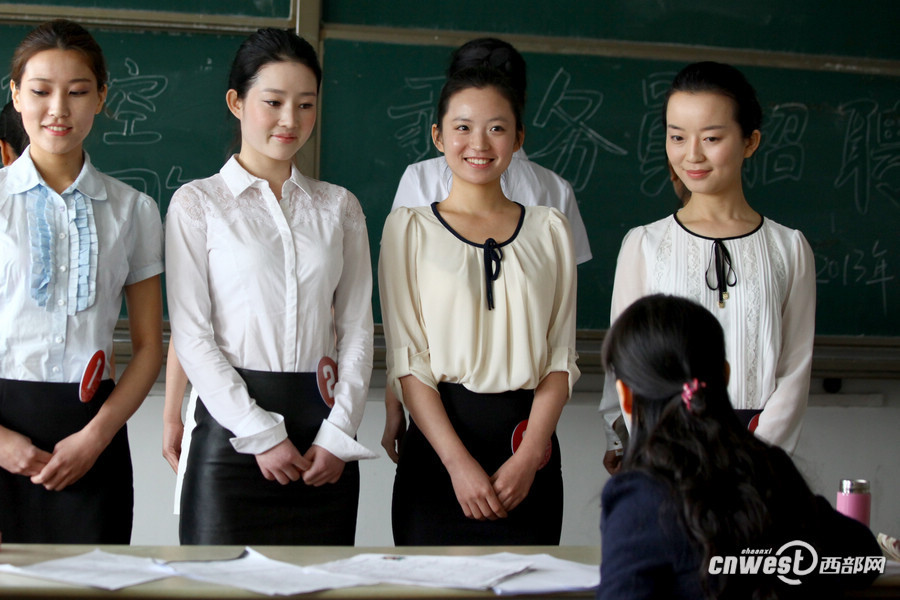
179,368,359,545
0,378,132,543
392,382,563,546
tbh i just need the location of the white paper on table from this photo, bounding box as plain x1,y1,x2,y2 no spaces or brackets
883,560,900,576
166,547,370,596
309,553,534,590
483,552,600,595
0,549,176,590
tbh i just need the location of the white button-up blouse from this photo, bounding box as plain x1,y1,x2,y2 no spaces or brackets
165,157,374,460
0,149,163,383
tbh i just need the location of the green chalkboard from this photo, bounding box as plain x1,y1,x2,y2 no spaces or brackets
319,39,900,337
15,0,291,18
322,0,900,61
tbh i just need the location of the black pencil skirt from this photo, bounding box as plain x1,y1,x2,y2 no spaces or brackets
0,378,133,543
392,382,563,546
179,368,360,546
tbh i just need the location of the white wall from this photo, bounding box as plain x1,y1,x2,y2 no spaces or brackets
128,373,899,546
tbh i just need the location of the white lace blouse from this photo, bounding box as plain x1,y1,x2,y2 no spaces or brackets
605,214,816,451
165,157,375,460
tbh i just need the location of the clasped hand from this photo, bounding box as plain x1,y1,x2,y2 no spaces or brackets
449,451,538,521
255,439,345,486
0,427,105,491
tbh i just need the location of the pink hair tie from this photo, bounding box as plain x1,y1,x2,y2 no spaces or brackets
681,378,706,412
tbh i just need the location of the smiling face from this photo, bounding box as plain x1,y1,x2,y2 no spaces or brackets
665,91,760,200
432,84,522,189
11,48,106,167
227,60,318,176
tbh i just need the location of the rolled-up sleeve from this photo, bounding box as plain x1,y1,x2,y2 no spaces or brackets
378,208,436,404
541,209,580,398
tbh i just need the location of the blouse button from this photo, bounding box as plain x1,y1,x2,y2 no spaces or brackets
58,232,67,239
55,336,63,343
52,366,60,373
57,298,65,306
59,265,68,272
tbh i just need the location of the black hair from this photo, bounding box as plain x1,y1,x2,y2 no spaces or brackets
0,100,28,156
434,66,525,137
447,38,527,107
602,294,775,597
11,19,106,90
663,61,763,138
228,27,321,99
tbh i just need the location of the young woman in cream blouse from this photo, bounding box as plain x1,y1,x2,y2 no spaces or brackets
381,37,592,464
602,62,816,473
379,66,579,545
165,28,374,545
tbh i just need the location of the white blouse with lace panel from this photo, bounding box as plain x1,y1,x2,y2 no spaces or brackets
607,214,816,451
165,156,374,460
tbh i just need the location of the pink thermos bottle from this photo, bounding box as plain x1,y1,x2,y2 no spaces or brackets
836,479,871,527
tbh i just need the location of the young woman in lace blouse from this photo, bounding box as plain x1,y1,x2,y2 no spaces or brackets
165,28,375,545
602,62,816,474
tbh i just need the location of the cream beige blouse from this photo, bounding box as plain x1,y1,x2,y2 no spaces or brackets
378,203,579,402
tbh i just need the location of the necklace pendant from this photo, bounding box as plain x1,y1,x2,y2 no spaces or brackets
722,292,729,300
718,300,726,309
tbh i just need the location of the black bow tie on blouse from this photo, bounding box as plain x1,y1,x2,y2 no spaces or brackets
706,239,737,308
483,238,503,310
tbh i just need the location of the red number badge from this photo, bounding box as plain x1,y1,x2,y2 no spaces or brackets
511,419,552,470
748,413,760,433
316,357,338,408
79,350,106,403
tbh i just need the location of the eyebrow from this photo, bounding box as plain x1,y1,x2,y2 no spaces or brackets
451,115,511,122
27,76,95,84
667,123,727,131
260,88,317,97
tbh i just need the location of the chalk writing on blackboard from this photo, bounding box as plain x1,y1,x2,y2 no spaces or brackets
108,167,161,200
108,165,194,205
529,68,627,192
387,68,628,192
638,71,677,197
103,58,168,146
743,103,809,188
166,166,194,191
762,103,808,184
834,99,900,215
815,239,894,314
388,76,444,163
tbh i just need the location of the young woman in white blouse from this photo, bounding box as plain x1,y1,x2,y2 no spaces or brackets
165,28,374,545
379,66,579,545
602,62,816,474
0,19,164,543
